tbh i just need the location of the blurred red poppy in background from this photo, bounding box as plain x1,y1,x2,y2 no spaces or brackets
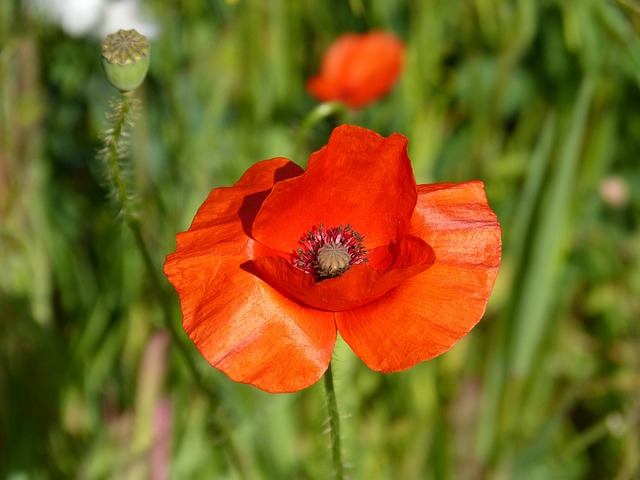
306,31,405,109
164,125,501,393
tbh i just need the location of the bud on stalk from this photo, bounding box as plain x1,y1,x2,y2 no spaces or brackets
101,29,150,92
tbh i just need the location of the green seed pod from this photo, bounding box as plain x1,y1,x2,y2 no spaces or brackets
101,29,150,92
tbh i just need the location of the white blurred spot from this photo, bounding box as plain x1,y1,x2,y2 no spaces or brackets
100,0,159,39
26,0,159,38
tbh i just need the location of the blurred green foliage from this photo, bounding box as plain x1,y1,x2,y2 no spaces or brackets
1,0,640,478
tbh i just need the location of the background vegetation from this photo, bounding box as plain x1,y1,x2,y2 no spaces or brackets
1,0,639,478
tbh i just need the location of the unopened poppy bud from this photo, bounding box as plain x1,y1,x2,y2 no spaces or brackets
101,29,150,92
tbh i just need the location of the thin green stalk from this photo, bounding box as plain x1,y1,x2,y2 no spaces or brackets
103,91,136,222
101,92,247,480
293,101,348,165
324,362,345,480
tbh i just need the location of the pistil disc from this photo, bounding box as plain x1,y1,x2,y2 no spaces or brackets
292,224,369,279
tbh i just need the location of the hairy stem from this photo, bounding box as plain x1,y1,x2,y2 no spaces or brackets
324,362,345,480
103,92,136,222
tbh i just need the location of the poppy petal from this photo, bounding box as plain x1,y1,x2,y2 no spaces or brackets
252,125,417,254
168,251,337,392
250,235,435,312
335,181,502,371
164,158,337,392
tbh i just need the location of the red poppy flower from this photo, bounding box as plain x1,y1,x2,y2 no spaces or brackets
306,31,405,109
164,125,501,393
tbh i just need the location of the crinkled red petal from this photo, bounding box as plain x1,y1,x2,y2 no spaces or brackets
335,181,502,371
250,235,435,311
164,158,337,393
252,125,417,255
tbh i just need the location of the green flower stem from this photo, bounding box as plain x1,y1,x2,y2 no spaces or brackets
101,92,247,480
293,101,348,165
324,362,345,480
104,91,136,221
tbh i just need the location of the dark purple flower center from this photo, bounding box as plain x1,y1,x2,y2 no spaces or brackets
292,224,369,279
